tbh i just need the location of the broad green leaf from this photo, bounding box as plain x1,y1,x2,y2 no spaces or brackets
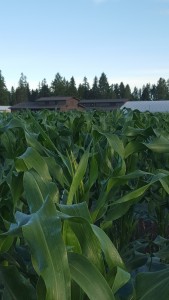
9,173,23,206
155,244,169,261
67,149,90,205
0,118,25,132
25,131,47,155
58,203,104,273
92,225,125,270
106,170,152,193
36,276,46,300
135,269,169,300
90,181,110,222
22,198,71,300
125,141,145,158
68,252,115,300
27,111,58,152
105,184,150,221
0,236,14,253
23,170,48,212
71,279,84,300
144,136,169,153
58,202,92,223
3,211,31,236
112,267,131,294
62,221,82,254
23,170,58,213
105,133,125,159
88,155,98,189
44,156,69,187
105,171,169,221
159,176,169,194
0,266,36,300
15,147,51,181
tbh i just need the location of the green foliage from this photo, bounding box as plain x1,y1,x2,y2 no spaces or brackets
2,68,169,101
0,70,10,105
0,109,169,299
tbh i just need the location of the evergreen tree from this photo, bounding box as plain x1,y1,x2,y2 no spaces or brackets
141,84,151,100
98,72,110,98
83,76,90,98
10,86,16,105
29,89,39,101
151,84,157,100
39,79,50,97
132,87,140,100
0,70,10,105
113,84,120,99
110,84,118,99
78,77,90,99
124,84,132,99
119,82,125,98
91,76,100,99
77,84,83,99
15,73,29,103
62,78,69,96
67,76,77,96
166,79,169,99
51,73,67,96
156,78,168,100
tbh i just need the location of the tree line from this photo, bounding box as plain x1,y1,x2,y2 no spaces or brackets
1,70,169,105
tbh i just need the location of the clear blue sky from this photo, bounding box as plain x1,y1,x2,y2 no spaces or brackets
1,0,169,91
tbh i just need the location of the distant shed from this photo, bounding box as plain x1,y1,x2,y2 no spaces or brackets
121,101,169,113
11,97,84,112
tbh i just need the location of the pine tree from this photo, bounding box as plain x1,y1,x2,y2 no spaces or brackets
0,70,10,105
29,89,39,101
67,76,77,96
132,87,140,100
156,78,168,100
15,73,30,103
39,79,50,97
98,73,110,99
10,86,17,105
141,84,151,100
113,84,120,99
110,84,117,99
78,77,90,99
151,84,157,100
119,82,125,98
166,79,169,99
91,76,100,99
124,84,132,99
51,73,67,96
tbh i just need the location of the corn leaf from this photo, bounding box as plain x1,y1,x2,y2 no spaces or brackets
135,269,169,300
67,149,90,205
0,266,36,300
22,198,71,300
68,252,115,300
15,147,51,181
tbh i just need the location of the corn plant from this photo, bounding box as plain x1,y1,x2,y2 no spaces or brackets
1,109,169,299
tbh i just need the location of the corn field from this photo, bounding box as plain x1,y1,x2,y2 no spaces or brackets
1,109,169,299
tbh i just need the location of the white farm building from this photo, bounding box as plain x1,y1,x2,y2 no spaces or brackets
121,101,169,113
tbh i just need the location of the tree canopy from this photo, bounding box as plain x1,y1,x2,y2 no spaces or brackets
0,70,10,105
1,70,169,105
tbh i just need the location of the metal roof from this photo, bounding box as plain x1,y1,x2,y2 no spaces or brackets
36,96,79,102
11,102,56,110
80,99,127,104
0,106,11,111
121,101,169,113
